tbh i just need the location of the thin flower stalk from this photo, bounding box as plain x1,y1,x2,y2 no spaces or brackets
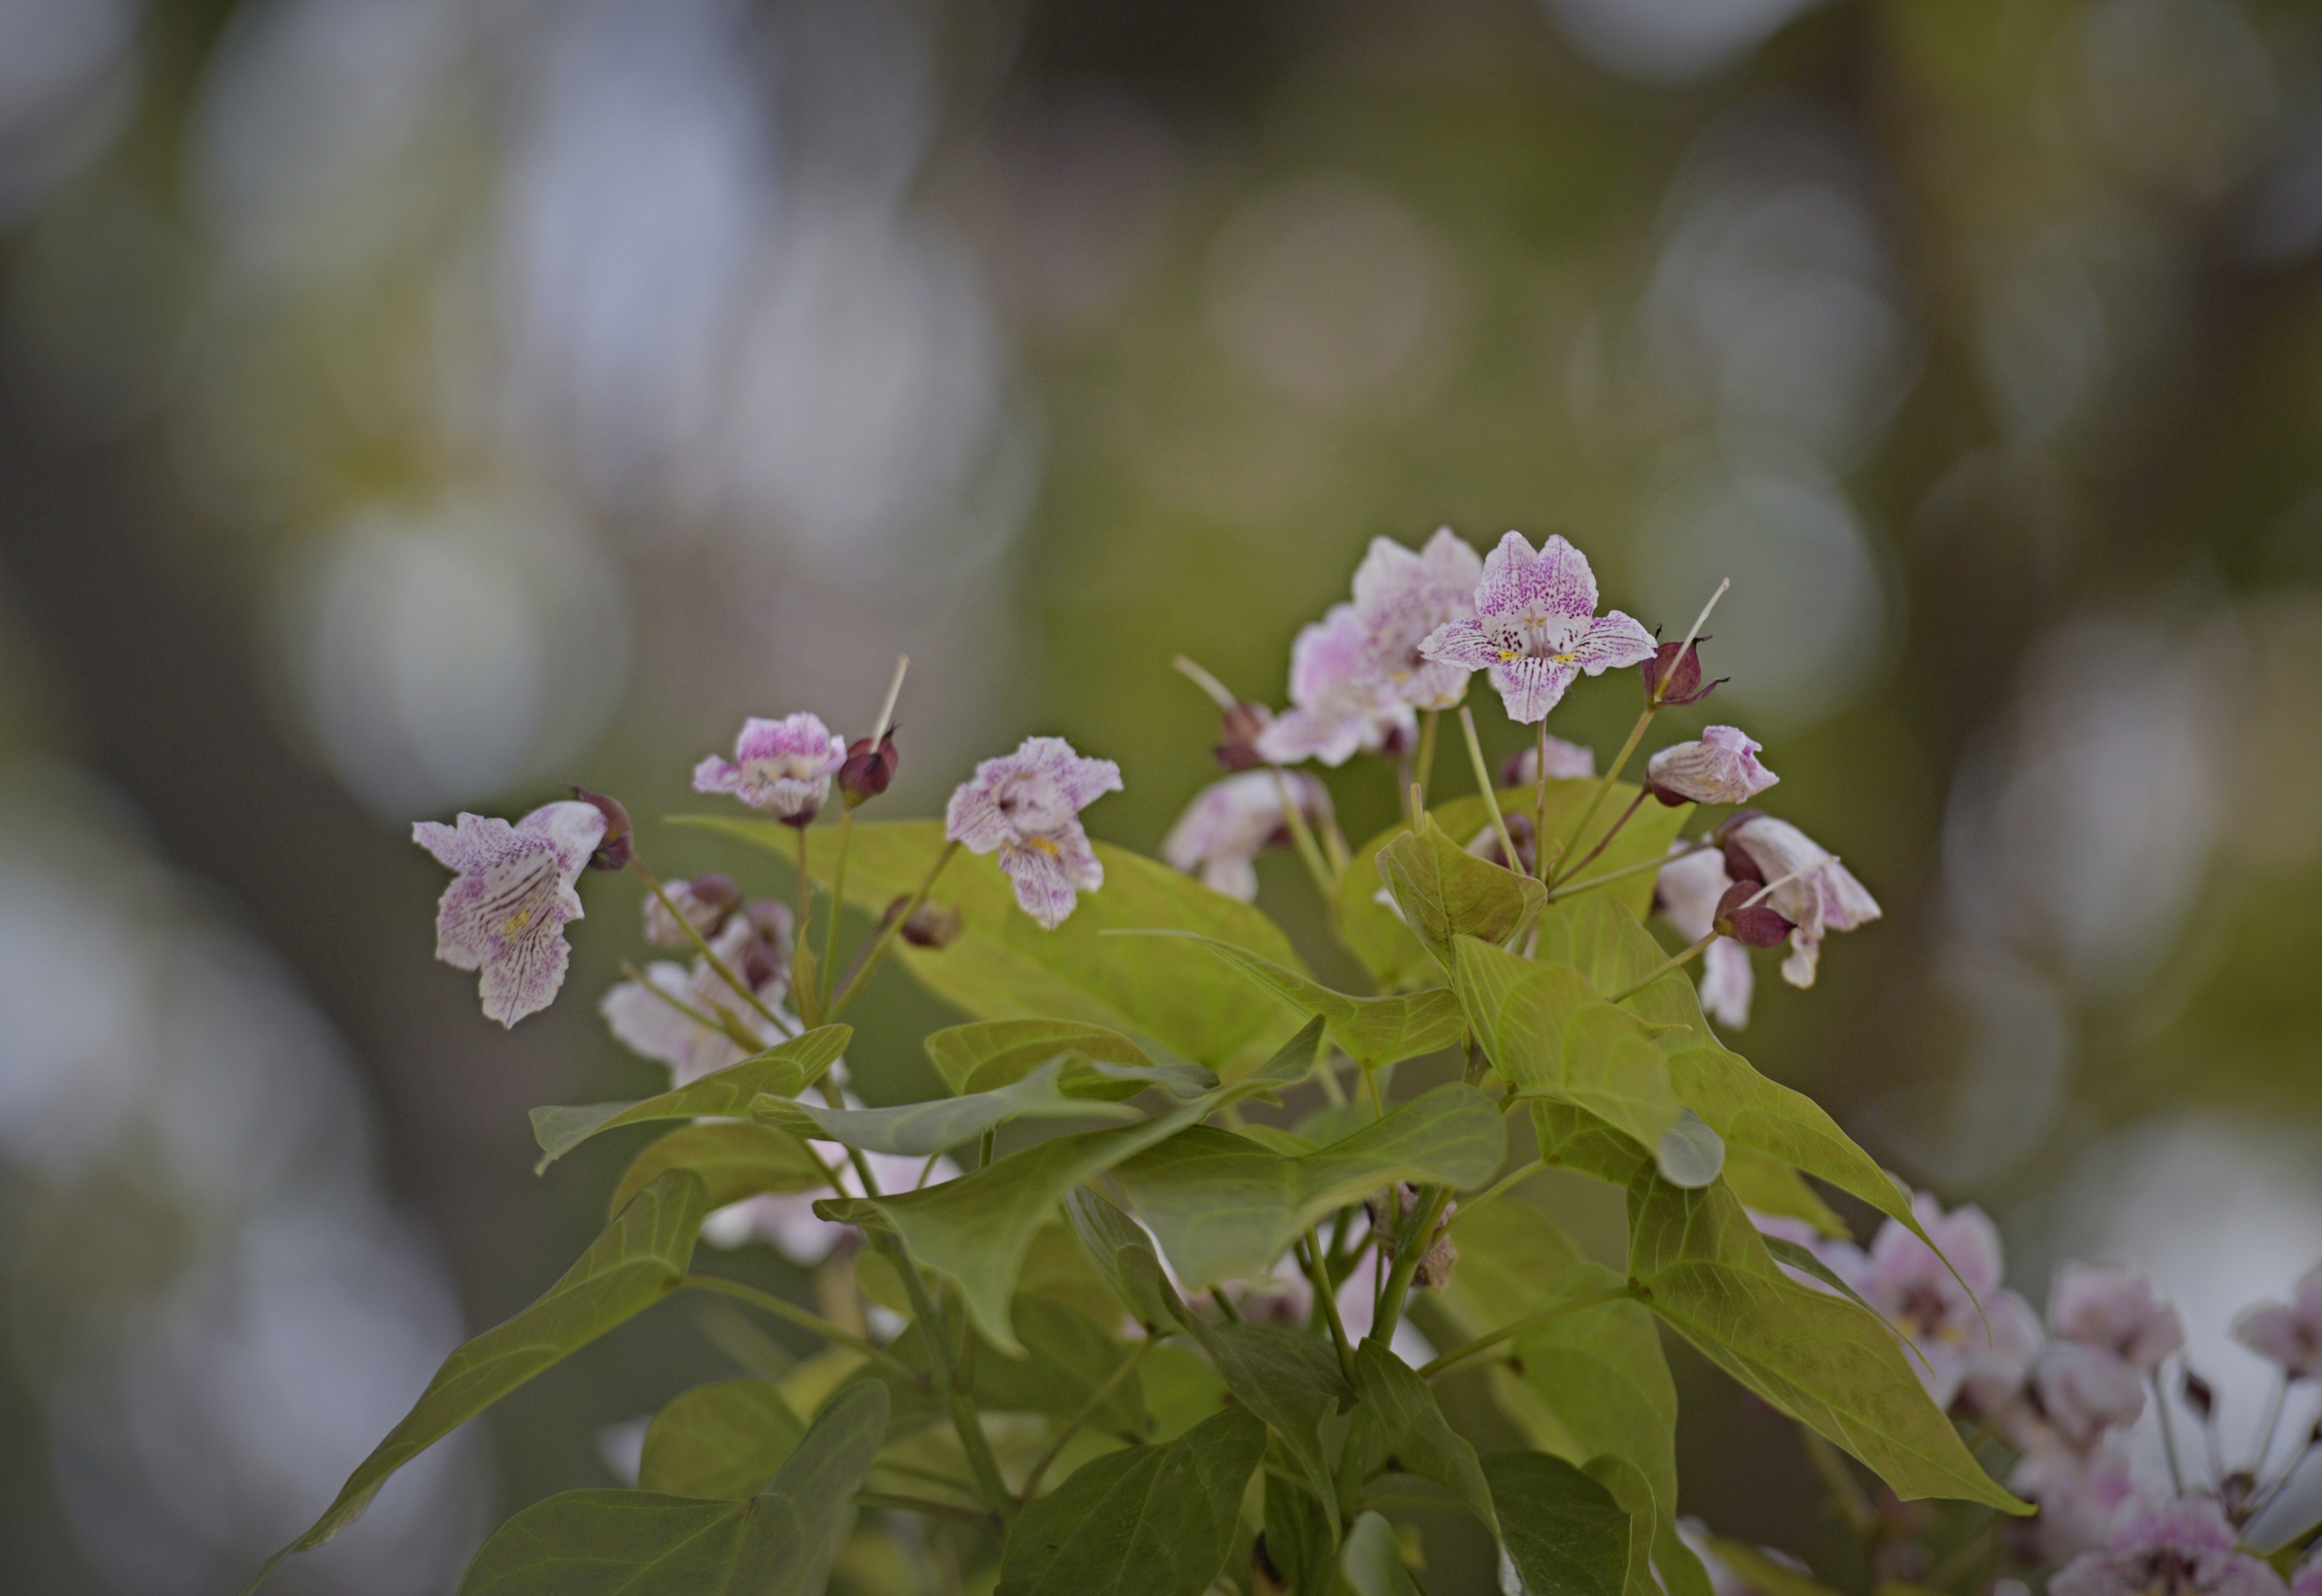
830,841,961,1016
853,1493,1001,1535
1417,1283,1641,1380
1269,765,1338,898
1458,706,1522,869
1441,1160,1546,1236
817,805,851,1012
616,959,764,1054
630,858,787,1033
1546,704,1655,887
1413,708,1441,818
1607,859,1819,1000
1549,839,1713,901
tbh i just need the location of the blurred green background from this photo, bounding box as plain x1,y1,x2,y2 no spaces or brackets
3,0,2321,1589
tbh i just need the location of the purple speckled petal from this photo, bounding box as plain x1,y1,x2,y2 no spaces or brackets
1474,531,1598,623
1418,618,1499,674
1570,610,1659,674
519,799,613,878
692,755,743,795
1485,655,1579,724
998,836,1089,928
1352,528,1484,709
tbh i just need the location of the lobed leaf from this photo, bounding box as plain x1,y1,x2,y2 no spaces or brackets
998,1405,1268,1596
757,1057,1142,1156
608,1121,826,1217
1349,1338,1497,1531
1625,1173,2026,1511
529,1026,851,1168
457,1380,888,1596
1378,815,1548,972
1485,1450,1636,1596
1338,1511,1425,1596
1110,1081,1505,1289
1065,1187,1183,1333
1187,1320,1351,1531
636,1379,805,1500
683,816,1307,1075
925,1017,1216,1099
248,1172,710,1589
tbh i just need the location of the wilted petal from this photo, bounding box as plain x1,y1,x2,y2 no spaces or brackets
1698,937,1754,1028
1649,726,1780,806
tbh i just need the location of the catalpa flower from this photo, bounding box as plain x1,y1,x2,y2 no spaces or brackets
602,908,794,1083
1420,532,1658,724
2052,1496,2286,1596
413,800,607,1027
692,712,848,825
1255,604,1414,767
642,873,742,947
1815,1192,2042,1410
1349,527,1485,710
2051,1263,2187,1374
946,735,1124,929
1654,845,1755,1029
1722,814,1881,989
2013,1441,2139,1566
1648,726,1779,807
1161,769,1332,902
2230,1264,2322,1380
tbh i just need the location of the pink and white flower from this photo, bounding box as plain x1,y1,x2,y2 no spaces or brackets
704,1142,957,1264
692,712,848,825
1723,814,1882,989
1418,531,1658,724
945,736,1124,930
2231,1264,2322,1380
642,873,742,947
1815,1192,2042,1410
1501,736,1598,785
2032,1343,2150,1450
2051,1263,2187,1374
1655,844,1754,1029
1161,770,1332,902
1349,528,1485,710
1255,604,1415,766
2295,1553,2322,1596
413,799,607,1028
1647,727,1780,807
2051,1496,2285,1596
602,910,794,1083
2012,1441,2139,1566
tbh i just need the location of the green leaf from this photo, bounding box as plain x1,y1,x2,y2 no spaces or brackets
1510,1264,1679,1521
1065,1187,1185,1333
1150,932,1469,1071
1485,1450,1635,1596
816,1018,1329,1351
608,1121,826,1217
1262,1473,1335,1593
1350,1338,1497,1531
1111,1082,1505,1289
925,1017,1217,1099
1704,1538,1850,1596
1338,785,1688,989
1626,1173,2027,1511
1338,1511,1425,1596
1452,938,1716,1187
529,1026,851,1168
457,1380,889,1596
1378,814,1548,972
998,1405,1268,1596
1019,1218,1140,1329
1434,1185,1585,1338
250,1173,709,1588
879,1295,1146,1432
1531,1101,1652,1186
1723,1147,1849,1238
757,1057,1143,1156
1759,1237,1937,1379
684,816,1306,1074
637,1379,805,1499
1582,1455,1673,1596
1188,1320,1351,1532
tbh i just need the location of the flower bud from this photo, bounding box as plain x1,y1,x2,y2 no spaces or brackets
1642,637,1725,706
1646,726,1779,807
568,785,633,870
838,729,900,807
1366,1183,1458,1289
890,896,964,949
738,899,794,989
1712,881,1794,947
644,872,742,946
1215,701,1274,772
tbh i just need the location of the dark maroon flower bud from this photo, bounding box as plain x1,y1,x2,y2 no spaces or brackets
1216,701,1273,772
890,896,964,949
1374,720,1415,758
1717,810,1768,885
838,729,900,807
2182,1370,2216,1421
1642,637,1726,707
737,899,794,989
1465,813,1537,876
569,785,633,870
1713,881,1794,948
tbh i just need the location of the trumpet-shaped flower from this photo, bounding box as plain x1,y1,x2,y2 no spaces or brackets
945,735,1124,929
1161,769,1332,902
1723,814,1882,989
413,799,607,1028
2230,1264,2322,1380
1655,845,1754,1029
1648,727,1780,806
692,712,848,824
1419,532,1658,724
2051,1263,2187,1374
1816,1192,2041,1409
602,910,795,1082
1349,528,1485,709
1255,604,1415,766
2051,1496,2286,1596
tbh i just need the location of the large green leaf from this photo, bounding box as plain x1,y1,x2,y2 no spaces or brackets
1065,1187,1184,1333
1349,1339,1497,1531
879,1295,1147,1433
1261,1473,1335,1593
1434,1185,1586,1338
1110,1082,1504,1288
1378,814,1548,972
1158,931,1469,1070
925,1017,1216,1099
1338,784,1689,988
637,1380,805,1499
818,1019,1328,1351
1338,1511,1425,1596
758,1057,1143,1156
684,816,1305,1074
609,1121,827,1216
1189,1320,1352,1532
457,1380,888,1595
1485,1450,1636,1596
1509,1264,1679,1512
1453,938,1717,1187
249,1173,709,1588
1583,1454,1673,1596
998,1405,1268,1596
529,1027,851,1167
1625,1174,2026,1511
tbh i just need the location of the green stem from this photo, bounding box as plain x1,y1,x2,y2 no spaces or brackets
1441,1160,1543,1236
681,1275,926,1388
854,1491,1002,1535
1299,1231,1357,1383
1018,1338,1156,1503
831,841,961,1017
1417,1283,1640,1380
1372,1184,1453,1347
1533,723,1553,881
1548,839,1709,902
1459,706,1522,870
1548,706,1656,887
792,824,820,1027
818,805,854,1012
1414,709,1440,814
630,857,786,1031
619,960,763,1053
2154,1371,2187,1496
1548,788,1647,893
885,1237,1013,1517
1270,765,1337,899
1610,931,1716,1003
